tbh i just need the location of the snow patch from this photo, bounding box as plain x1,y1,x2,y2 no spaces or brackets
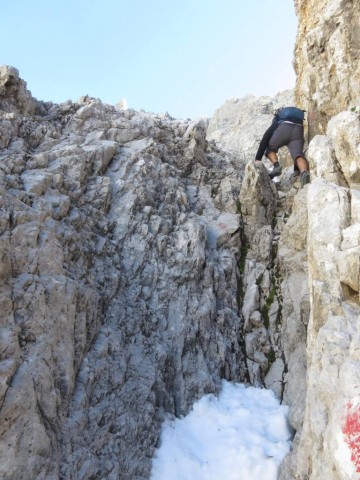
151,380,292,480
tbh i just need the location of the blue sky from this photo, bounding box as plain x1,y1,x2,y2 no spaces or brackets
1,0,297,119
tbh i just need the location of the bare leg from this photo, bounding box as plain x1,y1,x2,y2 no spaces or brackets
296,156,308,171
267,151,278,165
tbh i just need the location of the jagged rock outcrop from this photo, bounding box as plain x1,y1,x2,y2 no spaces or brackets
277,186,309,431
0,66,37,116
279,111,360,480
0,65,250,479
0,64,311,479
2,0,360,475
208,11,360,476
0,60,319,479
195,81,360,480
239,163,280,383
272,1,360,478
207,91,311,411
294,0,360,136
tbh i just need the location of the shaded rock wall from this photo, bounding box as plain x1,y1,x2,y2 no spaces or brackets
207,93,312,447
294,0,360,136
206,61,360,480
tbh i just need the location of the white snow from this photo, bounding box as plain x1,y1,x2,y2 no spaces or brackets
151,381,293,480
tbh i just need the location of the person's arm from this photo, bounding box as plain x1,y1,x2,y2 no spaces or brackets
255,117,277,160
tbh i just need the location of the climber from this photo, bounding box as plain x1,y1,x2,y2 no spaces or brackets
254,106,310,187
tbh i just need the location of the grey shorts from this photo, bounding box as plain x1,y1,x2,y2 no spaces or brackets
266,122,305,161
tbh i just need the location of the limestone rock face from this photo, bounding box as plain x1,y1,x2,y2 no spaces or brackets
326,111,360,188
0,65,37,116
0,69,250,480
276,1,360,476
294,0,360,136
277,187,309,436
238,159,308,402
0,66,315,478
206,91,311,409
279,110,360,480
0,66,312,479
2,0,360,471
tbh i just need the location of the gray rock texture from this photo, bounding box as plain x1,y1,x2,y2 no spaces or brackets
0,65,37,116
1,0,360,477
280,111,360,480
281,3,360,475
0,65,250,480
0,65,309,480
294,0,360,136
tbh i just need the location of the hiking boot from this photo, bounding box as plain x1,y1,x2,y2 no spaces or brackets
269,164,282,179
300,170,310,188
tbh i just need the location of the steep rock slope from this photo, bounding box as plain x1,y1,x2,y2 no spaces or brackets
0,65,309,480
280,1,360,478
280,112,360,480
0,66,249,479
294,0,360,136
207,92,310,433
209,11,360,473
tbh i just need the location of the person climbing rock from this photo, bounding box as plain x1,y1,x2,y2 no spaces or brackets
254,106,310,188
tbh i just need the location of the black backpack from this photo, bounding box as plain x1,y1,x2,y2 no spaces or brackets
276,106,305,125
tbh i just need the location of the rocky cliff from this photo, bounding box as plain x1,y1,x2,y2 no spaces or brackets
294,0,360,136
1,1,360,478
281,2,360,478
0,65,251,479
0,66,310,479
278,113,360,480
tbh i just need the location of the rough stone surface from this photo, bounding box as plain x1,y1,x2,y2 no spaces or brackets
294,0,360,136
279,112,360,480
0,67,250,480
2,1,360,475
0,66,311,479
327,111,360,188
237,160,307,398
289,5,360,474
0,65,37,116
277,188,309,439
